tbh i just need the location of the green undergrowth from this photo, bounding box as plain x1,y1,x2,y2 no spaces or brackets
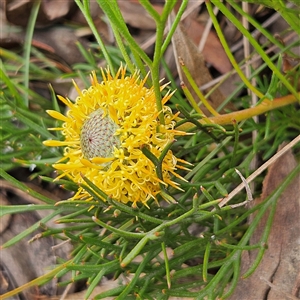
0,1,299,299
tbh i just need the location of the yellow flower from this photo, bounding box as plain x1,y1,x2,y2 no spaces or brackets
44,66,189,207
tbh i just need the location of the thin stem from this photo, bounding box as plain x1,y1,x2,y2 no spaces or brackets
181,81,206,115
0,262,71,299
218,135,300,208
139,0,160,23
161,0,177,22
109,22,136,74
180,58,220,116
161,0,189,55
206,1,264,99
96,0,152,67
75,0,115,75
23,0,41,107
118,248,161,299
152,29,166,124
177,92,299,130
212,0,299,100
92,216,145,239
275,0,300,35
241,199,276,278
151,1,178,125
121,195,200,267
0,67,24,106
203,241,211,282
209,94,298,125
228,0,284,50
162,242,171,289
102,0,147,76
0,169,56,205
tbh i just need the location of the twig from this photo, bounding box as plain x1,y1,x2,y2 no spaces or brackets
230,169,253,209
218,135,300,208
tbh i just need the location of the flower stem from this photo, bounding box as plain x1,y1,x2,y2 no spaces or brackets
152,29,166,124
161,0,189,55
76,0,115,75
152,1,177,125
23,0,41,107
177,92,299,130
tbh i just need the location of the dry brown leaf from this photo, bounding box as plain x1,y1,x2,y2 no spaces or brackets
118,0,158,30
0,212,57,299
46,281,119,300
1,1,86,66
182,18,232,74
172,21,226,115
0,181,73,299
5,0,75,27
32,27,88,66
229,144,300,300
0,190,11,235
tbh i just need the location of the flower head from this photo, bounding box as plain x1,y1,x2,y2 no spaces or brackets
44,66,188,207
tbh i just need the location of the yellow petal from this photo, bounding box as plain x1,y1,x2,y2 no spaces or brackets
80,158,103,169
53,163,83,170
46,110,69,122
108,106,118,124
47,127,64,131
91,157,115,164
57,95,73,108
72,79,83,96
43,140,78,147
177,157,194,166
